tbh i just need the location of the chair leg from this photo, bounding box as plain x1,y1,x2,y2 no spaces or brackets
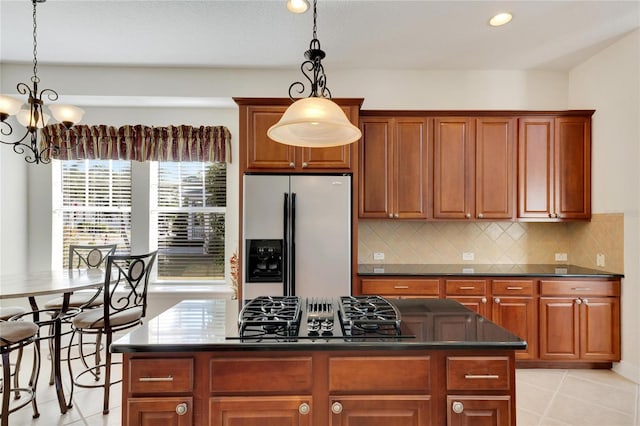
102,333,112,415
2,352,10,426
12,347,23,400
95,332,102,379
48,322,55,386
66,329,77,406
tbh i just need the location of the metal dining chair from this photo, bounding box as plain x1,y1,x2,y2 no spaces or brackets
0,320,40,426
0,307,28,400
42,244,117,385
67,250,157,414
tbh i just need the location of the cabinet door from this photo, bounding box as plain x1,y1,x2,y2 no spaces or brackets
475,118,515,220
447,396,511,426
580,297,620,361
210,396,312,426
539,297,580,360
491,297,537,360
433,117,475,219
554,116,591,219
517,117,554,219
127,397,193,426
447,296,489,318
359,118,392,218
393,117,429,219
245,106,297,170
329,396,431,426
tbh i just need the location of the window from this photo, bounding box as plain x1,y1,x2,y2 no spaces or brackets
154,162,226,280
53,160,226,282
54,160,131,268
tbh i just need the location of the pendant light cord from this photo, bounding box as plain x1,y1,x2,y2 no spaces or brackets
31,0,40,85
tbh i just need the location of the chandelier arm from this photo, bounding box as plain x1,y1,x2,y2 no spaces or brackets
38,88,59,103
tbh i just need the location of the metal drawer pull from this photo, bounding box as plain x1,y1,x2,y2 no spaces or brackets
175,402,188,416
464,374,499,380
452,401,464,414
459,286,476,290
571,287,591,291
394,285,410,289
299,402,310,415
331,402,343,414
506,286,523,290
139,375,174,382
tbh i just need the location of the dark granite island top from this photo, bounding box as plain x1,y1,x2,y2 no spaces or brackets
113,298,524,425
111,298,526,353
358,263,623,278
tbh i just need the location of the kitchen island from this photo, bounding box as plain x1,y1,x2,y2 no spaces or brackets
113,298,524,426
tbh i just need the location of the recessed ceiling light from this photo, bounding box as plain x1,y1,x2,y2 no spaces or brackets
489,12,513,27
287,0,309,14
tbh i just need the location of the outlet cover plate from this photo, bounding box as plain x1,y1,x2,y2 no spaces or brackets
555,253,568,262
373,252,385,261
462,252,474,261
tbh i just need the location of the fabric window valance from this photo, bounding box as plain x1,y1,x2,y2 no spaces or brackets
41,124,231,163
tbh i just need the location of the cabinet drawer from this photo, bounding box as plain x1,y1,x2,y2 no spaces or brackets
492,280,534,296
361,279,440,296
210,357,312,393
445,280,487,295
540,280,619,297
129,358,194,394
330,356,430,392
446,356,510,391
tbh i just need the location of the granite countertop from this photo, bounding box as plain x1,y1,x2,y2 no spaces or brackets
111,298,526,353
358,263,623,278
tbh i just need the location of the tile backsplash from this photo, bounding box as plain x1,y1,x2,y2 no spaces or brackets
358,213,623,273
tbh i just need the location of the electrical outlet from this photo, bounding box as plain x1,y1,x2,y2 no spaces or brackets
373,252,385,261
462,252,474,261
596,253,606,267
554,253,568,262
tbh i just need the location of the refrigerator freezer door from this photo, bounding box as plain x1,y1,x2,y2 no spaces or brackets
290,175,351,298
243,175,289,298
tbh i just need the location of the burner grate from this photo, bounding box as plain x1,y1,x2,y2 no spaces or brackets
338,296,402,337
238,296,302,339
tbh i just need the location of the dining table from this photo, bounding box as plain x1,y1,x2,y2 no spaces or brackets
0,268,108,414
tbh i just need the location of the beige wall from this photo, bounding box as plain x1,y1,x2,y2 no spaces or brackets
358,213,624,273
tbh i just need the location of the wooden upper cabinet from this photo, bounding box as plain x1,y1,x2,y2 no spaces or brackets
235,98,362,173
518,115,591,220
359,115,429,219
433,117,475,219
475,118,516,220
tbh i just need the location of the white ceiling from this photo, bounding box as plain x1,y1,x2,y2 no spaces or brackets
1,0,638,72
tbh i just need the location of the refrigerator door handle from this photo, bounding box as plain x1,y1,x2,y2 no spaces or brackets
291,192,296,296
283,192,289,296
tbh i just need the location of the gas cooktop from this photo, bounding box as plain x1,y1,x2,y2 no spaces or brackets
232,295,413,342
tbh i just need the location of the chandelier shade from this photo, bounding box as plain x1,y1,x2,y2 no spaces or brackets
267,0,361,148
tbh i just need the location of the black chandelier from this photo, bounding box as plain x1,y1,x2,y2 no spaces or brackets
0,0,84,164
267,0,361,148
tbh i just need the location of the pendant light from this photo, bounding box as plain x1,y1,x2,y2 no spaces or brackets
0,0,84,164
268,0,361,148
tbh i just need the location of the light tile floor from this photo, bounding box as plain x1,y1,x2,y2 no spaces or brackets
4,348,639,425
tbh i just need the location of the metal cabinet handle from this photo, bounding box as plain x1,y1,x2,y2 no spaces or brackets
394,285,410,289
582,298,589,305
506,286,523,290
139,375,173,382
302,162,308,168
465,374,499,379
299,402,310,415
494,297,501,304
465,213,471,218
575,298,582,305
571,287,591,291
460,286,476,290
478,213,484,219
394,213,399,218
289,162,295,168
175,402,188,416
331,402,343,414
388,213,393,218
452,401,464,414
481,297,487,304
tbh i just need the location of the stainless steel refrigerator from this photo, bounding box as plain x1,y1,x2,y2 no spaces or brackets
242,174,352,300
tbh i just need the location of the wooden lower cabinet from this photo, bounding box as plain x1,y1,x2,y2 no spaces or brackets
210,396,312,426
127,397,193,426
447,396,511,426
122,350,517,426
329,395,431,426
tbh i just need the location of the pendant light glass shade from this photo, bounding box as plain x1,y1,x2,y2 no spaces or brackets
16,108,50,129
49,104,85,128
0,95,23,118
267,97,361,147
